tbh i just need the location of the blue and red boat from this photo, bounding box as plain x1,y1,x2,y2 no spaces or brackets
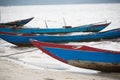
0,28,120,46
0,21,111,34
31,40,120,72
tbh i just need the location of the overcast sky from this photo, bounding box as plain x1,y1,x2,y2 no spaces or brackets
0,0,120,6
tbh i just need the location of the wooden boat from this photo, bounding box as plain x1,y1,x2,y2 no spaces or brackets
0,32,36,36
0,21,111,34
0,17,34,27
0,28,120,46
30,40,120,72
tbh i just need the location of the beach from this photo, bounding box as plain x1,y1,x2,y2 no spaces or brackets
0,41,120,80
0,58,120,80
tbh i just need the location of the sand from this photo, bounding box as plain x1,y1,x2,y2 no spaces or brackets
0,40,120,80
0,58,120,80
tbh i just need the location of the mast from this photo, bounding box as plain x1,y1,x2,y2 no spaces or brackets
0,10,1,22
45,20,48,28
63,17,66,27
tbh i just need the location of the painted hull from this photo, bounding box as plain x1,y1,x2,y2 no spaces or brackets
0,22,110,34
0,28,120,46
0,17,34,27
31,40,120,54
31,40,120,72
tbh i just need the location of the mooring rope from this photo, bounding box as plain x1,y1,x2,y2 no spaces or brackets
0,48,38,57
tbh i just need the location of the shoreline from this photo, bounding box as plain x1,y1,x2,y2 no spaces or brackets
0,58,120,80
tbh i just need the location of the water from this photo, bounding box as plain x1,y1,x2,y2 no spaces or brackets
0,3,120,73
0,3,120,29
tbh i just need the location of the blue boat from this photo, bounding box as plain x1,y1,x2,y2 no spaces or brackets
0,17,34,27
0,21,111,34
31,40,120,72
0,28,120,46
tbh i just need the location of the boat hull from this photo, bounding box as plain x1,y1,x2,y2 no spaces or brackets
30,40,120,72
30,40,120,54
68,60,120,72
40,45,120,72
0,17,34,27
0,28,120,46
0,22,110,34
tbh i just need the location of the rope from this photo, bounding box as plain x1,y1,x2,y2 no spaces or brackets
0,48,38,57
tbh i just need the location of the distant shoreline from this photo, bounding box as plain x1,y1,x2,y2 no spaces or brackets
0,2,120,7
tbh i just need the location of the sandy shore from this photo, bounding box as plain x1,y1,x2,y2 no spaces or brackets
0,40,120,80
0,58,120,80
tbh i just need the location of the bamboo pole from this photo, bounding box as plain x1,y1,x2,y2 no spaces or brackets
63,17,66,27
45,20,48,28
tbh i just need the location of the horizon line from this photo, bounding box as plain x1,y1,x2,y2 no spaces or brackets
0,2,120,7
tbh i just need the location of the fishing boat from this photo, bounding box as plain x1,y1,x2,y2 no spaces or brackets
0,32,36,36
30,40,120,72
0,21,111,34
0,28,120,46
0,17,34,27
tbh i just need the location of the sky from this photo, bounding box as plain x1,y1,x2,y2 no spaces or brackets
0,0,120,6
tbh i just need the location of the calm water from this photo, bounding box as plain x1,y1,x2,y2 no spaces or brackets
0,3,120,30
